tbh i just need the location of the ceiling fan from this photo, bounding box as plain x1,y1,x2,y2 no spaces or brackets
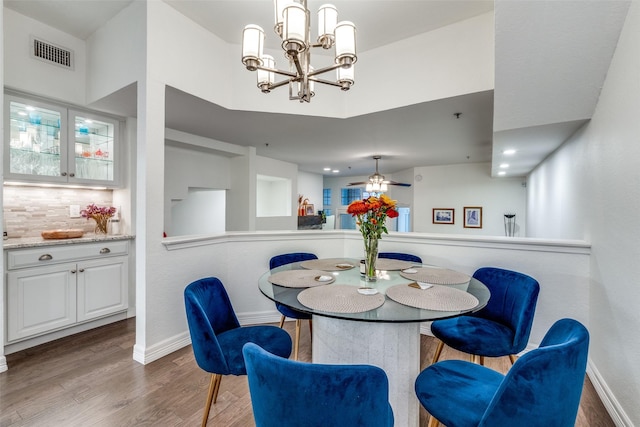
348,155,412,191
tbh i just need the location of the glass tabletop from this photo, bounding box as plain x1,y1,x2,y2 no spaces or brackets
258,259,490,323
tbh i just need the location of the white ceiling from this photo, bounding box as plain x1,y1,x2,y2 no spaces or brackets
3,0,631,179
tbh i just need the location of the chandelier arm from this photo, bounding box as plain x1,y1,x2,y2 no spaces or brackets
254,65,297,78
270,79,294,90
309,77,343,88
308,63,343,77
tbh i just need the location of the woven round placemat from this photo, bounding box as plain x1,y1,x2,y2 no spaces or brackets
299,258,356,271
297,285,385,313
399,267,470,285
386,284,479,311
268,269,335,288
375,258,415,271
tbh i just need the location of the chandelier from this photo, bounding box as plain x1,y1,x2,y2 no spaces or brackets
241,0,357,103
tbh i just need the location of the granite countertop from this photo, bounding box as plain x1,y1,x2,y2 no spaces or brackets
3,234,135,250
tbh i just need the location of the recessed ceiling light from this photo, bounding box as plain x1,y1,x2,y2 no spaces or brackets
498,171,506,176
332,169,339,173
323,167,331,171
499,163,509,168
503,149,516,155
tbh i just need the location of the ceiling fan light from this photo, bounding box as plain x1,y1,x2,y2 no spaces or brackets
381,183,388,192
366,183,373,192
334,21,357,66
282,3,308,54
317,4,338,48
242,25,265,71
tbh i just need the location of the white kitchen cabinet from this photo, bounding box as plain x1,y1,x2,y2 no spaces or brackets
5,240,129,343
76,257,128,322
7,263,77,341
4,92,121,187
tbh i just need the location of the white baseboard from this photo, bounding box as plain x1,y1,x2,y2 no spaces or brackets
0,356,7,373
587,360,633,426
132,310,282,365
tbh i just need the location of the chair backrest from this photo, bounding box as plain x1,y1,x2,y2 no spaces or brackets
378,252,422,263
184,277,241,375
243,342,394,427
472,267,540,352
269,252,318,269
480,318,589,427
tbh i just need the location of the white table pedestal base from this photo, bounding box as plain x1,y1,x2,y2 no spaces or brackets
312,316,421,427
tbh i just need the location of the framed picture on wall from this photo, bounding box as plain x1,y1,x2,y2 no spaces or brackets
463,207,483,228
433,208,455,224
305,204,315,216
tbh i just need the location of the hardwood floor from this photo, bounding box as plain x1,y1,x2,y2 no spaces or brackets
0,318,614,426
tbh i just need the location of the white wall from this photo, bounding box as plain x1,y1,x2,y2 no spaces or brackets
171,189,225,236
528,2,640,424
297,171,324,215
3,8,86,105
161,231,589,362
413,163,526,236
255,155,298,230
256,175,291,217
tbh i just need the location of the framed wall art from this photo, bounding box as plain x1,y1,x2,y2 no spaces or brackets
432,208,455,224
305,204,315,216
463,206,482,228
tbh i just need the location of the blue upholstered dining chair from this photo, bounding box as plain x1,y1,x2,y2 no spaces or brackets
431,266,540,365
416,318,589,427
378,251,423,263
269,252,317,360
184,277,292,427
243,342,394,427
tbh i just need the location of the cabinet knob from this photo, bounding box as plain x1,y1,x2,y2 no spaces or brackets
71,269,76,274
79,268,85,273
69,173,75,177
100,248,111,254
61,172,67,177
38,254,53,261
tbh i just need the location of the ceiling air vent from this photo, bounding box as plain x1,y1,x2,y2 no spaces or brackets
30,36,74,70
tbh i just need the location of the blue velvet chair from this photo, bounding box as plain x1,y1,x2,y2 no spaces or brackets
378,251,423,263
431,267,540,365
184,277,292,427
243,342,394,427
416,318,589,427
269,252,317,360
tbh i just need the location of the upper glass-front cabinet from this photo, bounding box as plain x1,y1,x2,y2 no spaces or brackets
5,94,120,186
69,110,117,183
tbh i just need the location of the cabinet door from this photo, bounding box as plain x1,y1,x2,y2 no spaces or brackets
7,263,77,342
4,94,69,184
76,257,128,322
68,110,119,186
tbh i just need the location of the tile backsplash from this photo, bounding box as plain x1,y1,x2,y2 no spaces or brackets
4,186,114,238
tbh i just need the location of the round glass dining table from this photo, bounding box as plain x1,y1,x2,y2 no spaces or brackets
258,259,490,427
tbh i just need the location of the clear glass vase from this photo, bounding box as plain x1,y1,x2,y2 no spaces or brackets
363,235,379,282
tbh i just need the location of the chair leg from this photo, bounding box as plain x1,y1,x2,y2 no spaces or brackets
202,374,221,427
431,340,445,364
509,354,517,365
308,318,313,342
278,315,286,328
428,415,440,427
294,319,302,360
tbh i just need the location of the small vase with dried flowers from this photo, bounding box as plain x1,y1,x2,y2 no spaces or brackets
81,204,116,235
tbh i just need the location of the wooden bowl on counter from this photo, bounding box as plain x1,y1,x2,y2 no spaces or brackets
41,229,85,240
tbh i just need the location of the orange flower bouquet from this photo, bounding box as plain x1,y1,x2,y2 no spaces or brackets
347,194,399,281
